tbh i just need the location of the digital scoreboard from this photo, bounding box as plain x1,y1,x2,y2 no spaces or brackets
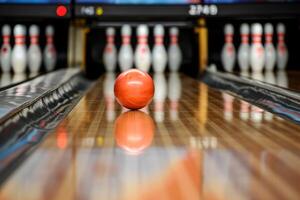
0,0,70,17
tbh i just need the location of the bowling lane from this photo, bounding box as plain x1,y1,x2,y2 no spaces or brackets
239,70,300,91
1,72,300,200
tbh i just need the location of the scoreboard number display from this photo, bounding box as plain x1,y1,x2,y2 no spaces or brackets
189,4,218,16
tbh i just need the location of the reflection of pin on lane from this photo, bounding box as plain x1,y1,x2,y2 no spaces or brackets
276,70,288,121
154,73,167,122
264,71,276,121
239,71,250,121
114,111,154,155
240,100,250,121
221,24,235,72
251,72,264,123
103,73,116,122
168,72,182,121
222,92,234,121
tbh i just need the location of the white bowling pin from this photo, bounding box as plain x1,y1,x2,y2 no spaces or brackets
44,25,57,72
135,24,151,72
103,27,117,72
118,25,133,72
11,25,27,74
276,23,288,70
152,24,167,73
0,25,11,73
103,72,116,122
168,27,182,72
168,72,181,121
264,23,276,71
237,23,250,72
153,73,167,122
221,24,236,72
28,25,42,73
250,23,265,73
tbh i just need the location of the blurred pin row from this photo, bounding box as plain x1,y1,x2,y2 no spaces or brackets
103,24,182,73
221,22,288,73
0,24,57,74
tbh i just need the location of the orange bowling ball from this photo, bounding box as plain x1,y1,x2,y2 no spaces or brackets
114,69,154,110
114,111,155,154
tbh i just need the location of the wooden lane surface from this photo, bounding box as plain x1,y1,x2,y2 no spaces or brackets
0,72,300,200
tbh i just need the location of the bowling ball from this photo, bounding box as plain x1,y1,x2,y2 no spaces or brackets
114,69,154,110
114,111,155,155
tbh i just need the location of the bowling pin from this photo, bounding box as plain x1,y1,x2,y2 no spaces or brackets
153,73,167,122
118,25,133,72
44,25,57,72
103,27,117,72
135,24,151,72
103,72,116,122
221,24,236,72
168,27,182,72
168,72,182,121
237,23,250,72
264,23,276,71
0,25,11,73
152,24,167,73
276,23,288,70
250,23,265,73
28,25,42,73
11,25,27,74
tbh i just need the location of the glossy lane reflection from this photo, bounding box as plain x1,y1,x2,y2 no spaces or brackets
103,72,116,122
168,72,181,121
0,73,300,199
153,73,167,122
114,110,155,155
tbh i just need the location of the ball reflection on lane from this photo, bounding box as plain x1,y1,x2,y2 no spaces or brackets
114,110,155,155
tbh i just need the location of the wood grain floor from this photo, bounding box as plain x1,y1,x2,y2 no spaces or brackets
0,72,300,200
